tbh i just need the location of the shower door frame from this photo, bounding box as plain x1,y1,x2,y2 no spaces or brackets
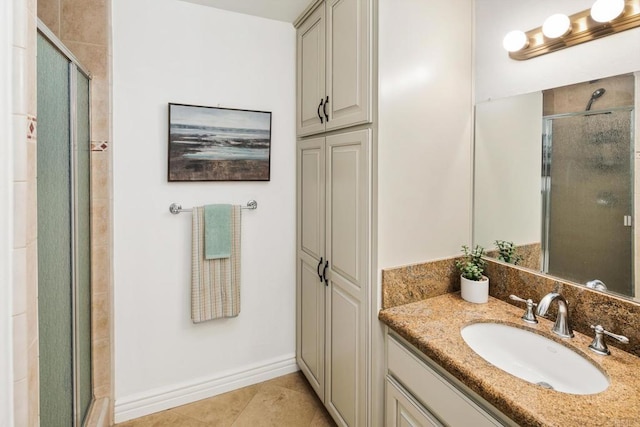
37,21,94,427
541,106,635,295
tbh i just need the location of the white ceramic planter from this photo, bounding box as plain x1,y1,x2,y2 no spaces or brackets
460,275,489,304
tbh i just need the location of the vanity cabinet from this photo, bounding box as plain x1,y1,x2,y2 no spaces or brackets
295,0,371,136
297,129,371,426
386,333,515,427
386,377,442,427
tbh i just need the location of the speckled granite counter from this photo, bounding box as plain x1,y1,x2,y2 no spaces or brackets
379,293,640,427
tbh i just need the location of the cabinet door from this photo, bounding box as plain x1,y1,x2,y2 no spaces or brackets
324,129,370,426
297,4,326,137
325,0,371,132
386,377,443,427
297,137,326,399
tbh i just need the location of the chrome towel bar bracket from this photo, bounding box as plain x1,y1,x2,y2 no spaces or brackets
169,200,258,215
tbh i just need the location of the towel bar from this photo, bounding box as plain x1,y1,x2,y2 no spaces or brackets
169,200,257,215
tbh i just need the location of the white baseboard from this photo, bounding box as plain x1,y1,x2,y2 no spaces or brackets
114,354,299,423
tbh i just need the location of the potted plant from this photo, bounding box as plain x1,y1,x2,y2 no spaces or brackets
455,245,489,303
494,240,523,265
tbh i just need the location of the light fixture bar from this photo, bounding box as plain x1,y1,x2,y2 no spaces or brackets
509,0,640,60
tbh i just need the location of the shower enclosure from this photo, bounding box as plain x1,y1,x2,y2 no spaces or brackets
37,25,93,426
542,107,634,296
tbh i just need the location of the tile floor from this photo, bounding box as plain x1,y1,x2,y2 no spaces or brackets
116,372,336,426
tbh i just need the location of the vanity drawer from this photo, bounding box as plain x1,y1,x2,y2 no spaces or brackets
387,334,504,427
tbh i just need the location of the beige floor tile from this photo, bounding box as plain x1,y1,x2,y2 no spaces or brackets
310,408,337,427
116,410,207,427
259,371,315,395
172,384,261,426
231,384,319,427
115,372,333,427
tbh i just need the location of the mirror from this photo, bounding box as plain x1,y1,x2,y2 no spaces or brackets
474,72,638,300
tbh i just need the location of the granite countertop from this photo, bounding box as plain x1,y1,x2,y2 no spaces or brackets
379,293,640,427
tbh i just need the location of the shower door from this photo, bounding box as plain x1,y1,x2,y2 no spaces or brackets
37,29,93,427
542,109,633,296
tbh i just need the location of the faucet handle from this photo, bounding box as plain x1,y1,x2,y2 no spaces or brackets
589,325,629,355
585,279,608,291
509,294,538,324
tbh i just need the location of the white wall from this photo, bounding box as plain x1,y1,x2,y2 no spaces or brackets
474,92,542,249
476,0,640,102
377,0,474,269
112,0,296,421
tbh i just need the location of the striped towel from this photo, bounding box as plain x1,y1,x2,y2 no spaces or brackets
191,205,241,322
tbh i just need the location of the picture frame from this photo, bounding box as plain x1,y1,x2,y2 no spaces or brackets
168,103,271,181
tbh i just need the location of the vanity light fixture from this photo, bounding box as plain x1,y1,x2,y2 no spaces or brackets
542,13,571,38
505,0,640,60
502,30,528,52
591,0,626,22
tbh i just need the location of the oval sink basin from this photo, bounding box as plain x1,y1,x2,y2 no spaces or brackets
461,322,609,395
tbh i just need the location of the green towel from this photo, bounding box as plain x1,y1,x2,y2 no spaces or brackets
204,204,232,259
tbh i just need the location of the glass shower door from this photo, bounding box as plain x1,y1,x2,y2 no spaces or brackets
37,31,93,427
543,109,633,296
37,32,73,427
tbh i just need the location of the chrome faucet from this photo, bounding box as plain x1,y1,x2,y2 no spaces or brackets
535,292,574,338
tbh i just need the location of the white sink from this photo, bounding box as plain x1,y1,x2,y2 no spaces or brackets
460,322,609,395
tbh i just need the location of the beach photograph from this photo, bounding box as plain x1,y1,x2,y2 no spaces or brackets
168,103,271,181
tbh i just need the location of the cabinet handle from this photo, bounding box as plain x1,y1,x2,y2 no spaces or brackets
316,257,324,282
323,96,329,122
317,98,324,124
322,260,329,285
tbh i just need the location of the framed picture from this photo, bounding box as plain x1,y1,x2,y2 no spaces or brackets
168,103,271,181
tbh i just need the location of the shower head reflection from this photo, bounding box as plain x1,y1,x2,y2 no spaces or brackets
586,88,606,111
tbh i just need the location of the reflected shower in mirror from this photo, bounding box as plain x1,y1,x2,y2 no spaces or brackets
474,72,637,300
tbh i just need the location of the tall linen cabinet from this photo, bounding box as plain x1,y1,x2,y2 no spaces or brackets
295,0,373,426
296,0,475,425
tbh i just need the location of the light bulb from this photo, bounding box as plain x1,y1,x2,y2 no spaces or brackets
502,30,529,52
542,13,571,38
591,0,625,22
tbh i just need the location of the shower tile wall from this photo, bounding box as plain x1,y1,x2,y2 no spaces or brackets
13,0,39,424
37,0,114,424
542,74,634,115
